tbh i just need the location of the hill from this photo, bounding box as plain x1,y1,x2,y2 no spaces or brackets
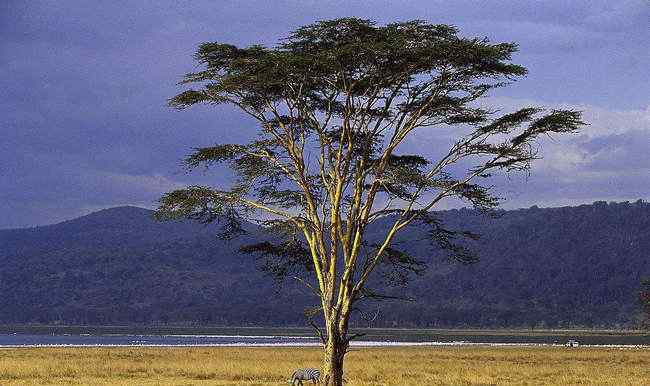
1,201,648,328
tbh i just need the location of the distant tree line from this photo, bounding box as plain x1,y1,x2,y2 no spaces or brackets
0,201,648,329
641,278,650,329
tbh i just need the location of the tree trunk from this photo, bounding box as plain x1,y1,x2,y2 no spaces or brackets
322,325,347,386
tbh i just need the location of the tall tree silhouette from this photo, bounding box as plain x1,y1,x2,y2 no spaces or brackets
156,18,583,385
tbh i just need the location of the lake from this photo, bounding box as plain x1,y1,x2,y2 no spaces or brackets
0,326,648,347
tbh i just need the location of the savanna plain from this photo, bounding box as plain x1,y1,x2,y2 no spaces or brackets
0,346,648,385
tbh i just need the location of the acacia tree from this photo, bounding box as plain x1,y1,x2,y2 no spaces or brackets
156,18,583,385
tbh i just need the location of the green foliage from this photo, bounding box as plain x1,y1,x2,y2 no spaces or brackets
156,18,585,348
1,202,648,328
160,17,581,248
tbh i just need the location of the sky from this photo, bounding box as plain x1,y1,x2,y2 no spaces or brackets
1,0,648,229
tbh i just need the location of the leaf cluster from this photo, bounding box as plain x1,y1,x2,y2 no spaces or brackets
156,18,585,317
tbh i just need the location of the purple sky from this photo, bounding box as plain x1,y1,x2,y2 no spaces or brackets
1,0,648,229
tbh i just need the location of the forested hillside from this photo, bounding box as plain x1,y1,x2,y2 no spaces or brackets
1,201,648,328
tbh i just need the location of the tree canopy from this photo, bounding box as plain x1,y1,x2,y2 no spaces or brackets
156,18,584,385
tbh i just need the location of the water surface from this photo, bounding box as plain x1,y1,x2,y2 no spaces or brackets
0,327,647,347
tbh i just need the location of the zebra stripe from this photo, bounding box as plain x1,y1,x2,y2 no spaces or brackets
289,368,321,384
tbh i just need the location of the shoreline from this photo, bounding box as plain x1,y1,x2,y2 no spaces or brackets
1,342,648,349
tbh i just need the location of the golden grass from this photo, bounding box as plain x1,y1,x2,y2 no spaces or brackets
0,346,648,385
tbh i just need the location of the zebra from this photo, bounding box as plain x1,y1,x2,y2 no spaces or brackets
289,368,321,385
565,339,580,347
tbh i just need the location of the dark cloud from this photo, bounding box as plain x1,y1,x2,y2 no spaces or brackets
1,0,648,228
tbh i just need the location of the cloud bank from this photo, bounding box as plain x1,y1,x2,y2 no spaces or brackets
1,0,648,228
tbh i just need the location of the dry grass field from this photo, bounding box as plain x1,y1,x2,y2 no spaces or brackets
0,346,648,385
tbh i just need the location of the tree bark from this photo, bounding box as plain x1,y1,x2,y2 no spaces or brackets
322,324,347,386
